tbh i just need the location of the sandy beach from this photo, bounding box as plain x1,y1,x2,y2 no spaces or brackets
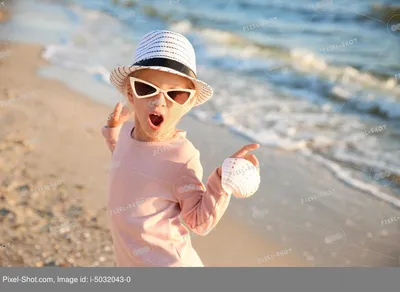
0,41,306,267
1,1,400,268
2,41,400,268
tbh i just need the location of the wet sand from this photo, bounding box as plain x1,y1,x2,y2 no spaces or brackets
1,4,399,267
0,42,304,267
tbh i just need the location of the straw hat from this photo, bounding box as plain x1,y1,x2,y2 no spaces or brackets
110,30,213,106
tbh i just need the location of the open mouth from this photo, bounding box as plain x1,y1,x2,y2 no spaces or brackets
148,112,164,129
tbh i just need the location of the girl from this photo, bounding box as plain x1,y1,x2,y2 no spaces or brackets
101,30,260,267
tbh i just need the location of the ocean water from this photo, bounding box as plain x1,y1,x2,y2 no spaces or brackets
1,0,399,206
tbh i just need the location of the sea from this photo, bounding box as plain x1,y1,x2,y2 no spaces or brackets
1,0,399,207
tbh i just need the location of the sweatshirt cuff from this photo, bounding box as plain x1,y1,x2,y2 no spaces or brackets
208,168,229,197
101,124,122,141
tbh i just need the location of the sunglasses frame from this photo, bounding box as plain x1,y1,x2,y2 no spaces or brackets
129,77,196,107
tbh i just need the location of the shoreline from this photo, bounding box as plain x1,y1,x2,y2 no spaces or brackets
1,1,399,267
1,40,399,266
0,41,305,267
3,0,400,207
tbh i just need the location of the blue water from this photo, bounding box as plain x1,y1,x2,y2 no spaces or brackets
1,0,399,204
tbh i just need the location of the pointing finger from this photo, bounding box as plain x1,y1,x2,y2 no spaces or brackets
120,105,131,119
110,102,123,121
231,143,260,158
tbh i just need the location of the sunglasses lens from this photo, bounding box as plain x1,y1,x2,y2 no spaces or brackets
167,91,191,105
134,81,157,96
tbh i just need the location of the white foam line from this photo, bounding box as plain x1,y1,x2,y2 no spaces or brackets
332,150,400,177
299,148,400,209
41,43,112,84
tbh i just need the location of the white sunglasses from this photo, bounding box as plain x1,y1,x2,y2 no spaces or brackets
129,77,196,106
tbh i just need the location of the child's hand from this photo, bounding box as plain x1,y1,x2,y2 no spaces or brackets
217,144,260,177
107,102,131,128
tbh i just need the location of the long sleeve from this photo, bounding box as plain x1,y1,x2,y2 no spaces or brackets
101,124,123,153
173,150,232,236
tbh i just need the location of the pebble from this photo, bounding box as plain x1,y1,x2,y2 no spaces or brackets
44,261,56,267
67,205,82,217
0,175,114,267
16,184,30,192
0,207,11,216
59,226,71,234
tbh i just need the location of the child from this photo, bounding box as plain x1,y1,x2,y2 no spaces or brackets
101,30,259,267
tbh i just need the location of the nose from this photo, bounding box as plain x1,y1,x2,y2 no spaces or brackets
150,92,167,107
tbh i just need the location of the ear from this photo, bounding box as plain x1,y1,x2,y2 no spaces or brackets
126,80,135,104
127,90,134,104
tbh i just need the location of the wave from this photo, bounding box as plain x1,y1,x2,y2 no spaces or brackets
27,0,400,212
182,27,400,119
191,106,400,209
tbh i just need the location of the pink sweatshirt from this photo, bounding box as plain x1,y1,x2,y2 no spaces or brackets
101,121,232,267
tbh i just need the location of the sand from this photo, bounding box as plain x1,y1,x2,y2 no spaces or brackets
1,6,399,267
180,114,400,267
0,42,305,267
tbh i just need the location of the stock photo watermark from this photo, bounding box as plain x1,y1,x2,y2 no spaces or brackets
387,15,400,38
392,23,400,32
0,91,36,108
176,183,205,194
364,124,387,136
322,228,347,251
395,73,400,81
32,180,63,194
301,188,335,204
130,245,150,256
152,140,187,156
242,17,278,32
321,38,358,54
380,216,400,226
351,124,388,141
324,232,343,244
108,198,145,216
258,248,292,264
368,165,397,186
230,164,258,177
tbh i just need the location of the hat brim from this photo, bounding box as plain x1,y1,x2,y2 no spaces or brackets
110,65,213,107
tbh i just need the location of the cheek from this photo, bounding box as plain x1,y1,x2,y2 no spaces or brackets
134,97,148,109
133,99,149,118
166,107,186,122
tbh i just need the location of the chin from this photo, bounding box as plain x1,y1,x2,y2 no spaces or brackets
137,115,175,141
